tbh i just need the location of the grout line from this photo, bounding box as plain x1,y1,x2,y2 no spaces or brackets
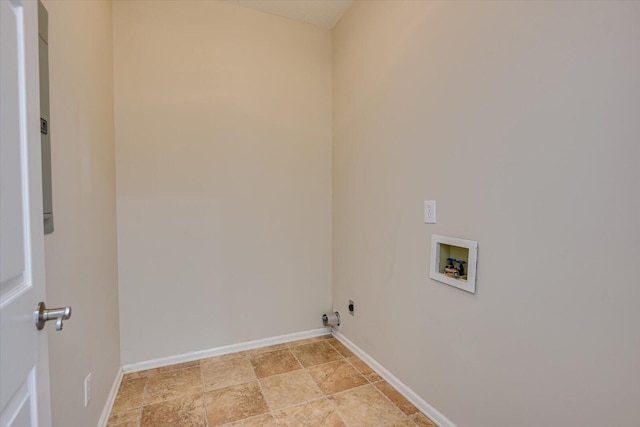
332,332,444,426
138,377,147,427
248,351,272,421
270,395,327,415
255,347,351,419
247,348,293,363
372,382,419,427
343,356,378,383
116,335,417,427
201,347,348,397
326,399,350,427
199,360,210,427
202,356,255,394
263,347,318,411
328,381,418,427
286,334,332,347
326,381,373,397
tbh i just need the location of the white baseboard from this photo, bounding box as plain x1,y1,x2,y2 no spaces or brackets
122,327,331,374
332,331,456,427
97,367,123,427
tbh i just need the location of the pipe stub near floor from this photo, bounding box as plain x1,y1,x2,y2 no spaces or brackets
322,311,341,327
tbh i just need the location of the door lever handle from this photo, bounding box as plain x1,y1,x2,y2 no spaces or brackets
35,302,72,331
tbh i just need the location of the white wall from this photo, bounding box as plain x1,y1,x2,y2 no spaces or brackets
332,1,640,426
113,1,332,365
42,1,120,426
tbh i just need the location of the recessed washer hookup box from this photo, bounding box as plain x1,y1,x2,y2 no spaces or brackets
430,235,478,293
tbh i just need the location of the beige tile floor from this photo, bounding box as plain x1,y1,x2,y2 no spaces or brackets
107,335,437,427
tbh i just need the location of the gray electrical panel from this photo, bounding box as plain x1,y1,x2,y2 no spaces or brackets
38,1,53,234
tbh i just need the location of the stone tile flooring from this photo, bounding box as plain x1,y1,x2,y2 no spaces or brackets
107,335,437,427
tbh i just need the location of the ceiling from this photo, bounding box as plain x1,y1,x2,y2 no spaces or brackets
226,0,353,29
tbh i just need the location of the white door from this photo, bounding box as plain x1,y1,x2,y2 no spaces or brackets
0,0,52,426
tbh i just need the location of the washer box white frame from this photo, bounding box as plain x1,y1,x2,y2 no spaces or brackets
430,235,478,293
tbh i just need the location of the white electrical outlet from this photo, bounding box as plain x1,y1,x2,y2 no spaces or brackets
424,200,436,223
84,373,92,407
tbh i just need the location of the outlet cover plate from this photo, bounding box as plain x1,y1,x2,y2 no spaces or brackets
424,201,436,223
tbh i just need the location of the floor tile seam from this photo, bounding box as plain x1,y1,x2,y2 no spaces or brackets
326,340,354,359
409,412,437,427
141,362,200,378
307,366,370,397
308,357,368,377
150,337,327,372
372,380,424,419
273,395,327,413
257,370,324,412
255,351,325,412
289,350,347,370
322,343,347,361
138,375,150,410
246,349,283,360
288,340,328,354
116,384,356,427
247,354,272,419
135,337,328,376
246,347,291,359
366,382,419,427
302,359,348,378
141,366,202,398
200,353,249,367
254,348,306,381
286,335,331,348
200,358,212,427
140,390,203,407
120,377,148,427
112,378,144,412
286,340,319,349
106,404,143,427
328,382,417,427
267,394,329,415
201,356,257,392
249,349,305,379
292,341,345,361
135,405,142,427
142,379,204,407
115,338,354,424
244,344,291,358
168,385,339,427
312,359,371,395
139,339,318,371
379,405,419,427
322,394,351,427
257,367,314,391
220,410,275,427
343,356,377,383
141,376,149,410
268,395,350,427
382,419,417,427
298,365,324,397
203,376,257,393
255,364,321,385
326,381,376,398
323,378,371,397
350,361,383,383
110,402,142,417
